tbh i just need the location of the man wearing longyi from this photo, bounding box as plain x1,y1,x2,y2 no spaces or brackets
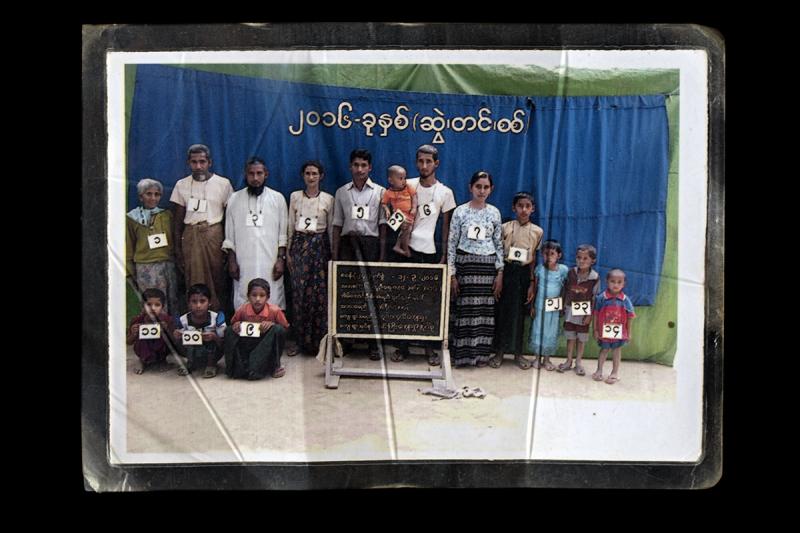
170,144,233,312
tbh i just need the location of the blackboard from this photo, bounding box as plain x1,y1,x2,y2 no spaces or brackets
331,262,449,340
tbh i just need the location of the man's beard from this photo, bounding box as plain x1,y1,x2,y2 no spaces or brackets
192,171,210,181
247,184,265,196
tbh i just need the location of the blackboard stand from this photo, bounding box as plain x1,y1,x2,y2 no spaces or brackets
324,261,454,390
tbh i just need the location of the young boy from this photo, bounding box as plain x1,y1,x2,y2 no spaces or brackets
381,165,418,258
172,284,226,378
225,278,290,380
126,288,176,374
592,268,636,384
559,244,601,376
490,192,544,369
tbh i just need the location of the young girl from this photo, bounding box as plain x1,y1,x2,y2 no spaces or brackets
447,170,504,368
126,178,178,314
527,240,569,370
381,165,418,258
225,278,289,380
173,284,227,378
490,192,543,370
592,268,636,385
559,244,601,376
126,288,176,374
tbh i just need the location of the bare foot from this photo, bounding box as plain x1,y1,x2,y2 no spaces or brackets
543,359,556,371
605,375,619,385
530,358,541,370
134,360,144,374
272,367,286,378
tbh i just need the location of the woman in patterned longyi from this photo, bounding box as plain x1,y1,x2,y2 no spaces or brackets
447,171,504,367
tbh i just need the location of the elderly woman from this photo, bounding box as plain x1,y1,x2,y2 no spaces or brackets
126,178,179,314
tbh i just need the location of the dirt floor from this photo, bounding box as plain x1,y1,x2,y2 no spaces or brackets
115,341,681,464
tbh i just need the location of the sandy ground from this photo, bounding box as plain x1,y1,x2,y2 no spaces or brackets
118,341,678,463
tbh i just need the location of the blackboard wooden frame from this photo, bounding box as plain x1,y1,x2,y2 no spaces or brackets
325,261,454,390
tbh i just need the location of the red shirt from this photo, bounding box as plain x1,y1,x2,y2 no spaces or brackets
232,303,289,329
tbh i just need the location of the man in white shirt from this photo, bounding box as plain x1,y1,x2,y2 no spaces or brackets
331,148,387,262
407,144,456,264
170,144,234,312
222,157,289,310
391,144,456,365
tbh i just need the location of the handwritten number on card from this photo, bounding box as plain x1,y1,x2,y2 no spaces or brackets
602,323,623,339
545,297,562,312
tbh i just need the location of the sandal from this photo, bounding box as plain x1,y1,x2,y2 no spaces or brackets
177,367,190,376
556,361,573,373
592,371,604,381
427,351,440,367
605,375,619,385
544,361,556,371
287,346,299,357
574,365,586,376
390,348,406,362
514,355,531,370
488,355,503,368
369,349,381,361
530,358,541,370
202,366,217,378
272,367,286,378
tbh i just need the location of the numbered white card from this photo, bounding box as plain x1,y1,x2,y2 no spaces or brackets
351,205,369,220
296,216,318,232
602,323,624,339
467,224,487,240
182,331,203,345
571,301,592,316
147,233,168,249
508,246,528,263
138,324,161,339
545,297,563,312
419,203,436,218
240,321,261,338
387,211,406,232
189,198,208,213
246,213,263,227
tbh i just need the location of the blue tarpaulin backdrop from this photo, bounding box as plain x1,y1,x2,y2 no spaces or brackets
128,64,669,305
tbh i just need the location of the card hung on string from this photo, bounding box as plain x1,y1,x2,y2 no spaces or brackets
147,233,168,249
467,224,487,240
387,211,405,231
246,213,263,227
138,324,161,339
508,246,528,263
240,321,261,337
571,301,591,316
189,198,208,213
545,297,563,312
296,216,318,232
419,202,436,218
602,323,624,339
351,205,369,220
182,331,203,345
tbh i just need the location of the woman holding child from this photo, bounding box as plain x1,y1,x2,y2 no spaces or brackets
447,171,504,367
